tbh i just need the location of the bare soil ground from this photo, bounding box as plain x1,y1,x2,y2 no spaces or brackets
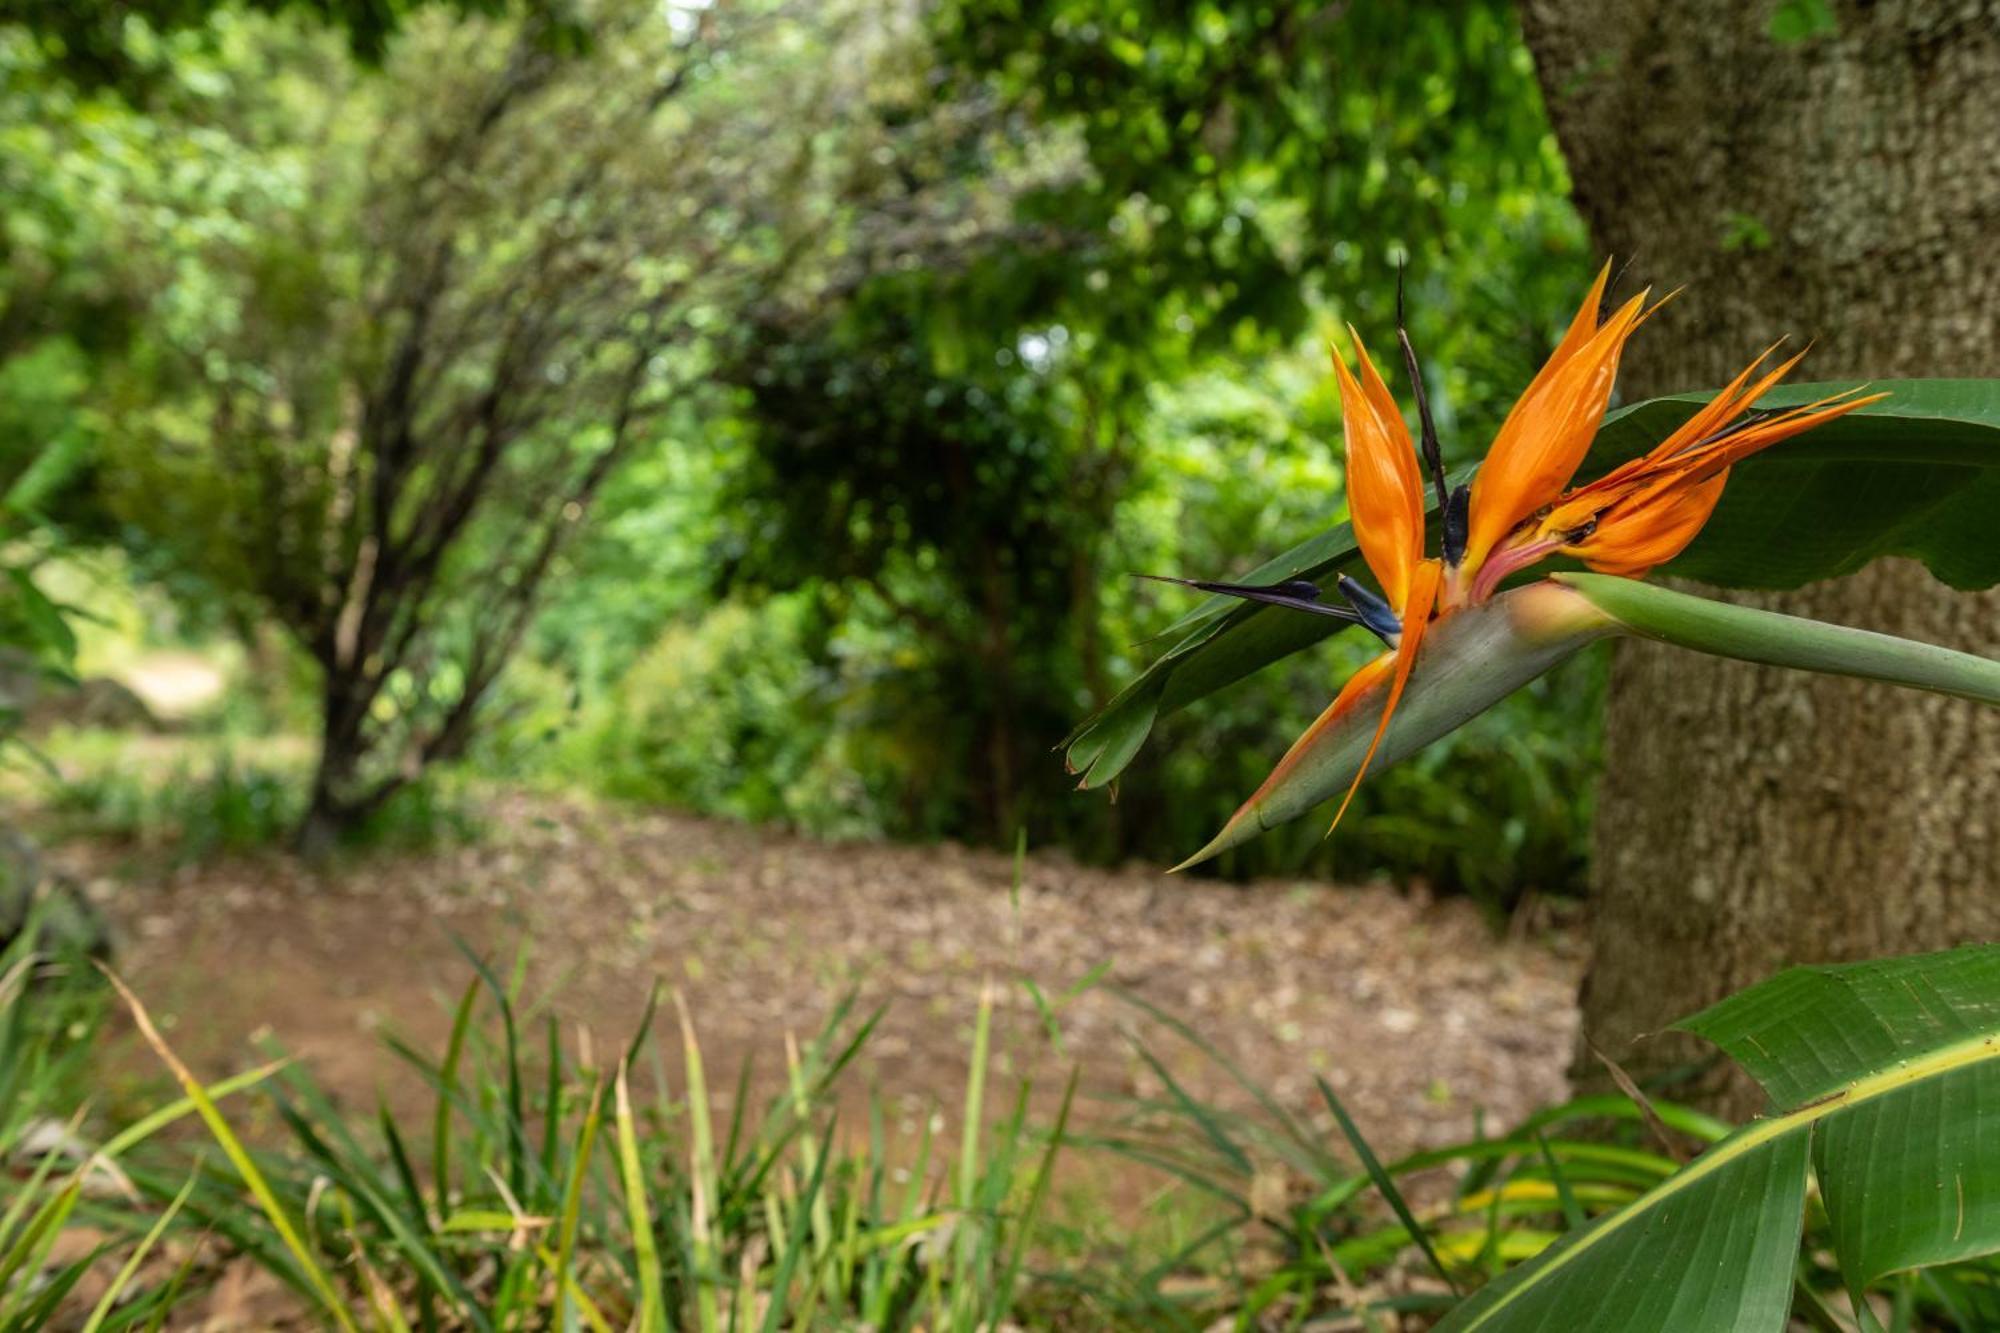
51,792,1584,1171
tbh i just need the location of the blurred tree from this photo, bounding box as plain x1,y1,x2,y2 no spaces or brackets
1520,0,2000,1113
721,302,1104,841
714,0,1593,856
88,0,993,846
0,0,559,89
929,0,1586,431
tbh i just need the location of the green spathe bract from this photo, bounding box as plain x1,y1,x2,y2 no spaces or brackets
1435,945,2000,1331
1176,573,2000,867
1175,581,1616,869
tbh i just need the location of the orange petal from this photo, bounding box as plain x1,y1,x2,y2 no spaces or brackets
1329,558,1443,834
1535,354,1864,538
1676,384,1887,472
1256,652,1395,795
1562,386,1886,578
1571,470,1729,578
1600,343,1795,491
1465,287,1653,571
1598,344,1804,492
1547,259,1613,377
1332,333,1425,608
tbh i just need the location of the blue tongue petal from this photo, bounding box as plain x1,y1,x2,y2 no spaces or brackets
1335,575,1404,643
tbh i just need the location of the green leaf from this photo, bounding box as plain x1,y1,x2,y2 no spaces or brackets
1681,948,2000,1302
1768,0,1838,43
1,434,91,521
1320,1077,1460,1295
1066,379,2000,789
1436,946,2000,1331
6,570,78,668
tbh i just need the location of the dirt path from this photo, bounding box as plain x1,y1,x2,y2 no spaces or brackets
55,793,1583,1173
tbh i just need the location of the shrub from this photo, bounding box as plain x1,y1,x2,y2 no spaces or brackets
566,595,886,839
44,740,478,858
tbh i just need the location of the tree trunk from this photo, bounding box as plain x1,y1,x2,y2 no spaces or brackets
297,666,376,855
1518,1,2000,1115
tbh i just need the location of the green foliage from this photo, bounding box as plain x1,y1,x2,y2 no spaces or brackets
45,741,478,857
1062,961,2000,1330
1438,946,2000,1330
2,0,1609,898
569,595,882,837
0,0,551,88
1,438,90,767
0,920,105,1167
1768,0,1840,44
95,959,1071,1329
0,926,204,1332
930,0,1586,393
720,302,1108,843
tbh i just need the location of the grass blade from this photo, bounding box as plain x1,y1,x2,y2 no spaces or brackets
78,1164,200,1333
1318,1075,1460,1296
614,1060,665,1333
1533,1129,1585,1232
553,1078,604,1333
432,975,480,1217
101,967,359,1332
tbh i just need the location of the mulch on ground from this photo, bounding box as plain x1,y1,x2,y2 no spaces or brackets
55,793,1583,1174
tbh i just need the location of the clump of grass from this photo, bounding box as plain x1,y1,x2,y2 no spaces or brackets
1080,993,1731,1326
0,915,222,1330
1078,992,2000,1330
98,949,1075,1330
24,935,2000,1328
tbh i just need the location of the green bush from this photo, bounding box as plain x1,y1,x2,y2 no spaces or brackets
44,741,479,858
562,594,887,839
538,585,1602,908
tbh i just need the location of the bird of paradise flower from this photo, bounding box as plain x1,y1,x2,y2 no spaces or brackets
1146,266,2000,870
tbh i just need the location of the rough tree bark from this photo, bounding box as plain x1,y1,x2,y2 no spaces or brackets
1517,1,2000,1114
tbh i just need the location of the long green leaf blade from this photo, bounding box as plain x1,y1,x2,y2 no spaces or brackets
1437,946,2000,1331
1435,1122,1810,1332
1678,948,2000,1304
